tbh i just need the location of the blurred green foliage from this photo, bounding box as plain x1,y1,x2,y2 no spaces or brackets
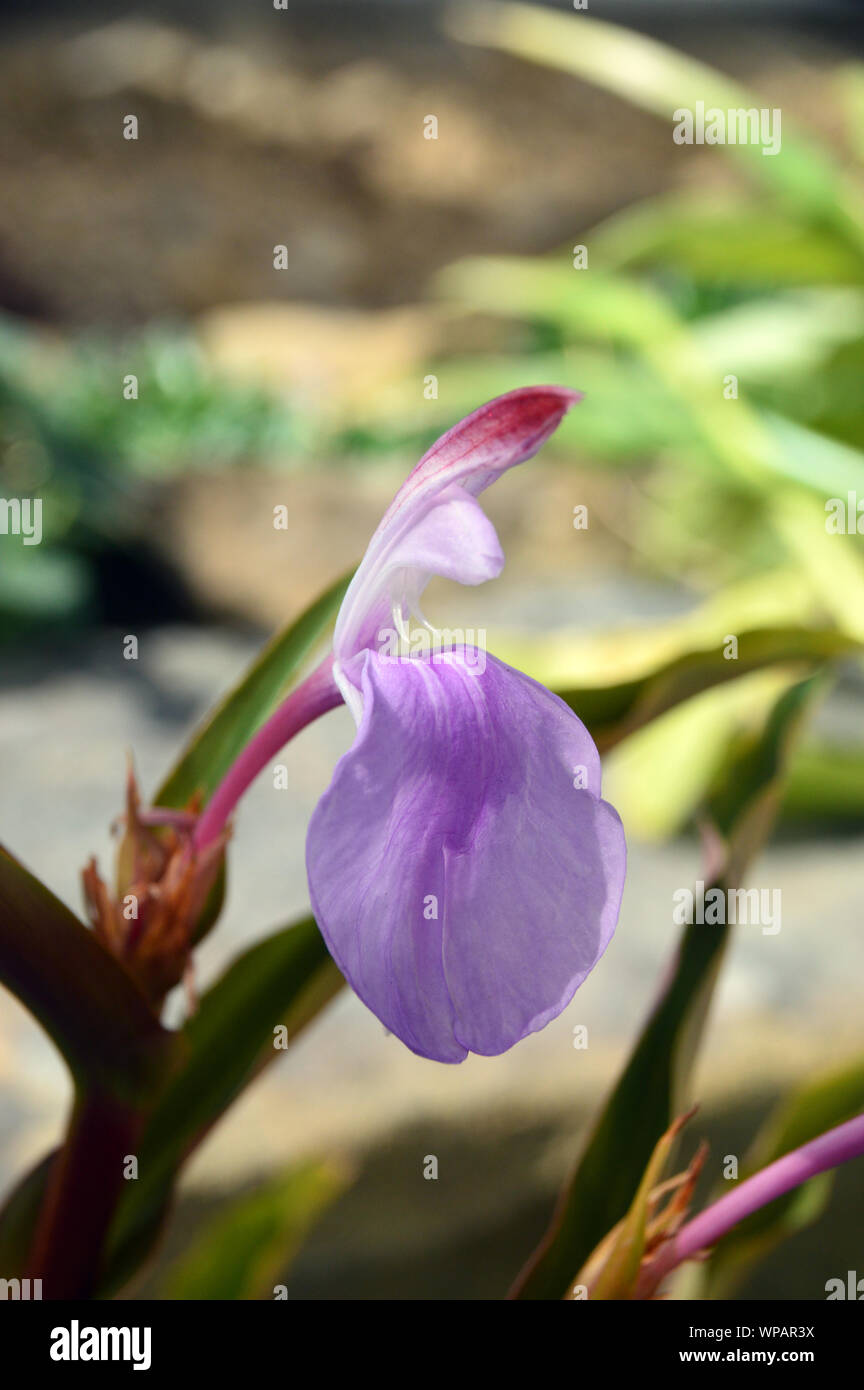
0,320,301,635
6,24,864,630
157,1160,348,1301
1,3,864,1300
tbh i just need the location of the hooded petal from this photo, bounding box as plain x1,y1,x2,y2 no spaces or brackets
333,386,580,669
306,646,625,1063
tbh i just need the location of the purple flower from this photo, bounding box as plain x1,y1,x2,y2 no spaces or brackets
306,387,626,1063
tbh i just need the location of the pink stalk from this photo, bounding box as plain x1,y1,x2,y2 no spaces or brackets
193,655,344,854
642,1110,864,1295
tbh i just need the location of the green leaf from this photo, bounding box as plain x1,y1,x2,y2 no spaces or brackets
758,412,864,501
694,293,864,383
439,258,676,350
0,572,352,1286
101,915,342,1292
781,743,864,825
0,1150,58,1277
593,194,864,286
572,1111,699,1300
441,255,864,526
450,4,864,250
601,671,795,841
155,571,349,948
157,1160,348,1300
0,914,341,1290
0,846,174,1099
553,626,856,753
511,674,823,1299
156,570,351,808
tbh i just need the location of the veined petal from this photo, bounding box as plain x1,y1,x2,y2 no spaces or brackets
333,386,580,670
384,385,582,520
388,484,505,589
335,484,504,695
306,646,625,1063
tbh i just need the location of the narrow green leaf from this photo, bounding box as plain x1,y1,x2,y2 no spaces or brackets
155,572,349,948
574,1112,696,1301
0,914,341,1290
555,626,856,753
0,579,349,1280
441,254,864,528
450,4,864,250
512,675,823,1299
156,570,351,808
158,1160,348,1300
0,846,174,1099
101,915,342,1292
759,412,864,501
782,743,864,825
593,194,864,286
0,1151,57,1277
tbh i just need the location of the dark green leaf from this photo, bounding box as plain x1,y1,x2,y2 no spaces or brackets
157,1161,348,1300
101,915,342,1292
594,196,864,286
556,627,855,753
156,571,351,809
156,571,349,948
512,674,823,1298
0,915,341,1291
0,1150,57,1277
782,743,864,826
0,846,174,1098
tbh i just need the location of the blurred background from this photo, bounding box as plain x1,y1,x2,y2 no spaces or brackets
2,0,864,1298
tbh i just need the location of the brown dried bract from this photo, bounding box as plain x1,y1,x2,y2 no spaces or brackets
82,764,228,1010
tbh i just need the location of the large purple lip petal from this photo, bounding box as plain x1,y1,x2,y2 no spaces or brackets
306,648,625,1063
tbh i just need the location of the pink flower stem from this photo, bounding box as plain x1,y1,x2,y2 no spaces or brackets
642,1110,864,1294
193,655,344,854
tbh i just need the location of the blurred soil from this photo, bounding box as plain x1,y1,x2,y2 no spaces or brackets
0,13,849,324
